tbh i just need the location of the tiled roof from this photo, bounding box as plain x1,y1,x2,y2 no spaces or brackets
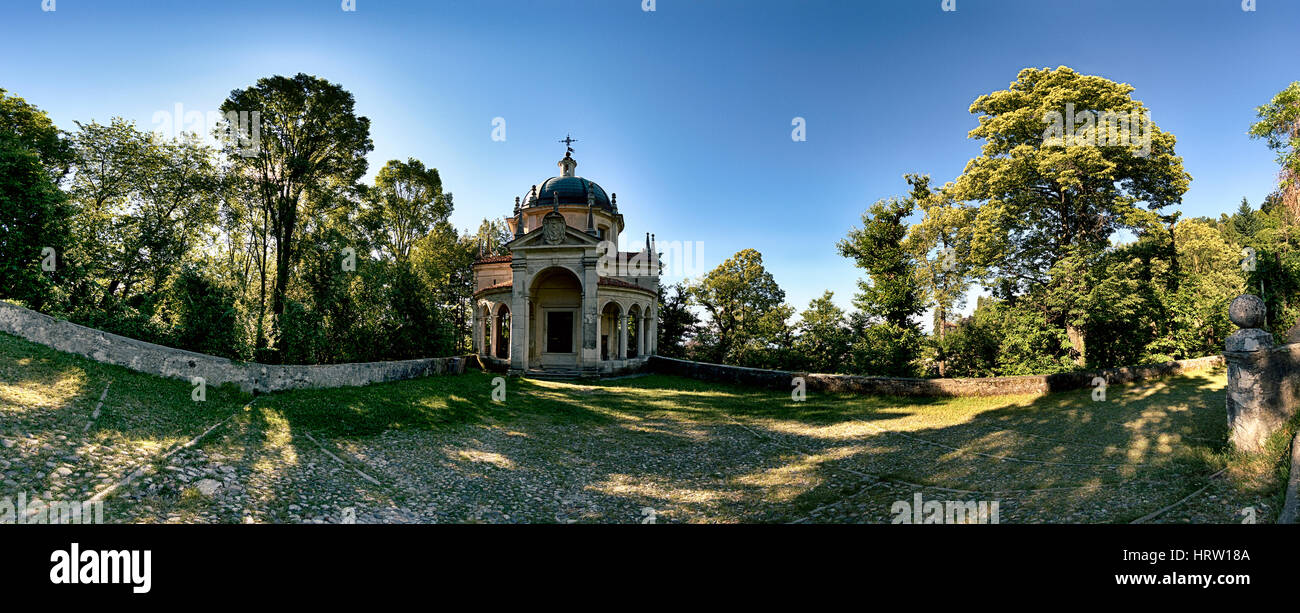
474,281,512,295
598,277,654,292
474,254,512,264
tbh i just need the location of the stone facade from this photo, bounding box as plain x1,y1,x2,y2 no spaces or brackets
0,300,465,394
471,148,659,376
1223,294,1300,452
648,354,1224,398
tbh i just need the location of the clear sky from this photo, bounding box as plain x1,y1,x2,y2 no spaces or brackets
2,0,1296,319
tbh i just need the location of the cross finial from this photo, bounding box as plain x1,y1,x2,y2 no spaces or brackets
559,134,578,157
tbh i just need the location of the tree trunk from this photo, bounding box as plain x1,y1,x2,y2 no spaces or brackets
1066,321,1086,366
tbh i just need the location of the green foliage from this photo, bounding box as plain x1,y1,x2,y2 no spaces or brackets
838,193,925,326
656,282,698,359
165,264,244,359
688,249,793,366
1249,81,1300,206
220,73,374,359
362,158,450,260
0,90,74,309
845,314,923,377
0,140,71,309
792,291,850,373
956,66,1190,362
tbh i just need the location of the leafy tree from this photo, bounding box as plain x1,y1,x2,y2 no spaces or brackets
1250,81,1300,217
902,174,974,376
220,73,374,359
656,282,699,359
838,194,925,326
955,66,1190,362
0,88,73,178
0,137,71,308
65,121,219,311
362,158,449,261
839,183,926,375
689,248,791,366
793,291,850,373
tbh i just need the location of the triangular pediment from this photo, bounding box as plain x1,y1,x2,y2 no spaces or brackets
508,223,602,249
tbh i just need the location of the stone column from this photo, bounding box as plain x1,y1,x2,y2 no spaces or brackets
648,304,658,355
489,305,498,359
472,306,482,355
1224,294,1287,452
637,314,646,357
510,269,530,374
617,314,628,360
581,261,600,373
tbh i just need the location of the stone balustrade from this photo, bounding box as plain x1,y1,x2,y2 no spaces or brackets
0,300,465,394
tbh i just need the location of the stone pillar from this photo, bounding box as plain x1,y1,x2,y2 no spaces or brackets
637,314,646,357
617,314,628,360
472,306,482,355
1224,294,1291,452
489,304,498,359
581,262,600,373
648,304,658,355
510,269,530,374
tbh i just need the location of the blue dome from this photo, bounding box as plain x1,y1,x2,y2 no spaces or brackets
527,176,612,211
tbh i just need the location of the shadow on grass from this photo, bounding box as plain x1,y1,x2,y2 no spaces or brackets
5,327,1270,524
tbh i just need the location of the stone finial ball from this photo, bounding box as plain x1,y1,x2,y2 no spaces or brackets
1229,294,1266,328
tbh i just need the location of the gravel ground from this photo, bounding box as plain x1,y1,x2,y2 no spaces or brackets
4,363,1284,524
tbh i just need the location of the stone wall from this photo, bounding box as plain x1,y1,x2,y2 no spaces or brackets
0,300,465,394
1223,295,1300,452
647,354,1224,398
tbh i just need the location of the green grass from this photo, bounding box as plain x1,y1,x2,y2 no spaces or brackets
0,332,249,507
1,330,1293,523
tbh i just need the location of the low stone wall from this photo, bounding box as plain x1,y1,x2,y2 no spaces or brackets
0,300,465,394
1223,295,1300,453
647,354,1224,398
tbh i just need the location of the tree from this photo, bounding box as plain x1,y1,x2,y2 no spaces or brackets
65,121,219,311
1250,81,1300,219
656,282,699,359
0,88,73,179
955,66,1190,362
838,184,926,376
901,174,974,376
793,291,850,373
838,193,925,326
0,134,71,308
689,249,791,366
220,73,374,359
363,158,449,261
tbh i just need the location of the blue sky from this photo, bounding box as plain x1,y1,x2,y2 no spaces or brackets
2,0,1296,319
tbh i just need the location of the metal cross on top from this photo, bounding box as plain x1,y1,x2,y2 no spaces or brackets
559,134,578,156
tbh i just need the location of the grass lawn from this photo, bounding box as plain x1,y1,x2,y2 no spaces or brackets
1,331,1292,523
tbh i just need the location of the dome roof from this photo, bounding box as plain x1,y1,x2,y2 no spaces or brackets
527,176,613,211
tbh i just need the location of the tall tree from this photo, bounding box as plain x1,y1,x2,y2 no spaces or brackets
793,291,850,373
363,158,449,261
1250,81,1300,220
955,66,1190,362
838,193,925,326
900,174,974,376
656,282,699,359
220,73,373,359
65,120,220,310
0,90,73,308
689,248,791,365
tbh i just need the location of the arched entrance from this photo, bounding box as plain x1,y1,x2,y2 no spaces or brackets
601,302,622,361
494,304,511,359
529,267,583,368
626,303,641,359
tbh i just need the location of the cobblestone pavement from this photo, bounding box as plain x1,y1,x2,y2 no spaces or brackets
71,369,1280,524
